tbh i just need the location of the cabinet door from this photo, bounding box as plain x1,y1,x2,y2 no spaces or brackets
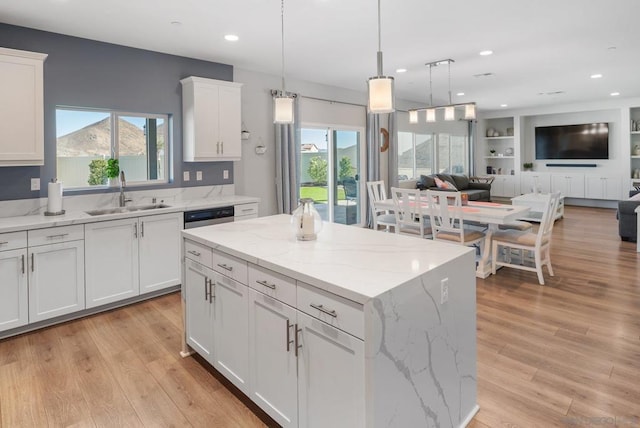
492,176,516,197
567,174,585,198
0,248,28,332
218,85,242,160
0,48,46,166
184,259,215,363
248,289,298,427
192,83,221,160
603,176,621,200
85,219,139,309
139,213,182,294
213,272,250,394
584,175,603,199
297,311,365,428
28,240,85,322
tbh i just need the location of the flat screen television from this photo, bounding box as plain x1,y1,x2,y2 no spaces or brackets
535,123,609,160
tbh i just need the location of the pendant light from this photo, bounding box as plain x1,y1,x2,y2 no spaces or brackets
444,60,455,121
367,0,394,114
426,64,436,122
274,0,294,124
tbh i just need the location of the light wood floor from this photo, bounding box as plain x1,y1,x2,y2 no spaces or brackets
0,205,638,427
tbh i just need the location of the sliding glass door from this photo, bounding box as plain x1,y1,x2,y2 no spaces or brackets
300,126,365,226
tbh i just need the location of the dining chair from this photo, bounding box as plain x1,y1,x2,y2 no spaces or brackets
366,180,395,232
491,192,561,285
390,187,432,238
425,190,485,248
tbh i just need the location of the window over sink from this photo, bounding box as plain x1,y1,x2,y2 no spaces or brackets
55,107,169,189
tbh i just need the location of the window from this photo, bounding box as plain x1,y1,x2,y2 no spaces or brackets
56,108,169,189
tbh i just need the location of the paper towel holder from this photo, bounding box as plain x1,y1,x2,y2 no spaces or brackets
44,178,66,216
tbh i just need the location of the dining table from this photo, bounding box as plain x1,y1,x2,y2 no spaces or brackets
375,196,531,278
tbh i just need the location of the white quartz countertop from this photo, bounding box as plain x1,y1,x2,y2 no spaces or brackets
182,214,474,304
0,195,259,234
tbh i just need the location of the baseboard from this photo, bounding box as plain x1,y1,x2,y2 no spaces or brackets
460,404,480,427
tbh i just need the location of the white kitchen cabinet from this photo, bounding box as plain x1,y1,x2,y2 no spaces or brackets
248,289,298,428
184,258,215,363
138,213,182,294
0,247,28,332
85,212,181,308
212,272,250,394
0,47,47,166
491,175,517,198
181,76,243,162
297,310,365,428
234,202,259,221
28,238,85,323
584,175,622,200
85,218,139,308
520,172,551,195
551,173,585,198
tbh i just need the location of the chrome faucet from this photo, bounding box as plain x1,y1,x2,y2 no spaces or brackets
119,170,132,207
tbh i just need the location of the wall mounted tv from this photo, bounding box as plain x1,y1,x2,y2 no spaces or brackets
535,123,609,160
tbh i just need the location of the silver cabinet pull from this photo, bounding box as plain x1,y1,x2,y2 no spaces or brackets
310,303,337,318
21,254,25,274
187,250,201,257
46,233,68,240
204,276,210,301
0,241,8,245
134,223,138,238
221,141,224,154
31,253,34,272
286,319,294,352
141,221,144,237
216,142,220,154
256,279,276,290
294,324,302,357
241,208,253,213
210,279,216,302
217,263,233,272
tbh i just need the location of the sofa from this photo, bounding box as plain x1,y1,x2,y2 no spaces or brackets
618,190,640,241
399,174,492,202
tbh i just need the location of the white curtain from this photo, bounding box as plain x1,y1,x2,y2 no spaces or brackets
275,95,300,214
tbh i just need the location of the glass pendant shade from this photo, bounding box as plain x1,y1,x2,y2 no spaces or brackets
409,110,418,124
274,96,294,124
444,106,455,121
426,108,436,122
465,103,476,120
367,76,395,113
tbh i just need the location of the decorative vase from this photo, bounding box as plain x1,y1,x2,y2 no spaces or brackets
291,198,323,241
634,145,640,156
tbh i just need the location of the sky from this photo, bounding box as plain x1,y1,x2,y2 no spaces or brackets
56,109,147,138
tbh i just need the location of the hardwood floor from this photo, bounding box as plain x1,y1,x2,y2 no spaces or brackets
0,205,638,427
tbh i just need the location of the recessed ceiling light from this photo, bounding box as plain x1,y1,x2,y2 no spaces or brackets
170,21,182,26
479,50,493,56
224,34,239,42
610,92,620,96
500,104,508,108
590,74,603,79
456,92,465,96
396,68,407,73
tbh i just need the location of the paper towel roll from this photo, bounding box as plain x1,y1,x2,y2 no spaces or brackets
47,180,63,213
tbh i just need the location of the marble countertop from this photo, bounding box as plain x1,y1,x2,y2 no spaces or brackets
0,195,259,234
182,214,473,304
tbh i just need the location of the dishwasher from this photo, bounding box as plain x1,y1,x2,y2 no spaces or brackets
183,206,234,229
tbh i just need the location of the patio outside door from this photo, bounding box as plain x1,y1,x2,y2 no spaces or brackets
300,127,364,226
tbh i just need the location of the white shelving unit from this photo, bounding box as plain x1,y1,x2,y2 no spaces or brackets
630,107,640,186
477,117,518,197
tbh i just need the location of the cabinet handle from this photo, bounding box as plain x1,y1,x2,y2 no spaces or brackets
216,142,220,154
217,263,233,272
256,279,276,290
294,324,302,357
286,319,294,352
141,222,145,237
21,254,25,274
310,303,337,318
134,223,138,238
188,250,201,257
204,276,210,301
46,233,68,240
241,208,253,213
0,241,8,245
221,141,224,154
31,253,34,272
209,279,215,303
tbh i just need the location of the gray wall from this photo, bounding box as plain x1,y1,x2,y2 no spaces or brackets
0,23,234,201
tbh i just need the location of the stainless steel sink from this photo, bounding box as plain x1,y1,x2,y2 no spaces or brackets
85,204,171,216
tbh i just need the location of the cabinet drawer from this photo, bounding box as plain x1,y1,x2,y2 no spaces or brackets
234,203,258,218
297,282,364,340
0,231,27,251
184,239,213,268
28,225,84,247
213,249,248,285
248,264,296,307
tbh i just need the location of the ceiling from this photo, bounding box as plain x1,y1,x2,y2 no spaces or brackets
2,0,640,111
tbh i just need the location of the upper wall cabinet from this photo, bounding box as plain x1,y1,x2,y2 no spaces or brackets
0,48,47,166
181,76,243,162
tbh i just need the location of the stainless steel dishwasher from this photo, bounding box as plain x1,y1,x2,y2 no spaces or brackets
183,206,234,229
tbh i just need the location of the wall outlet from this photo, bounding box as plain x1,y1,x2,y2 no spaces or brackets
31,178,40,191
183,171,190,181
440,278,449,304
196,171,203,181
223,170,229,179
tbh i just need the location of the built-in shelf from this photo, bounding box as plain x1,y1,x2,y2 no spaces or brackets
631,131,640,135
484,156,515,159
631,155,640,159
484,136,514,140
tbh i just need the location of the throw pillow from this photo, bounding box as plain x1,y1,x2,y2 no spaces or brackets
434,177,458,191
419,174,436,189
629,192,640,201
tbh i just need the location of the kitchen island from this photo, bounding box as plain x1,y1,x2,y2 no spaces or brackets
181,214,478,427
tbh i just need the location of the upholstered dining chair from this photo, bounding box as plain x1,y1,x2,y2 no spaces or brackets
366,180,395,232
390,187,432,238
491,192,561,285
425,190,486,248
